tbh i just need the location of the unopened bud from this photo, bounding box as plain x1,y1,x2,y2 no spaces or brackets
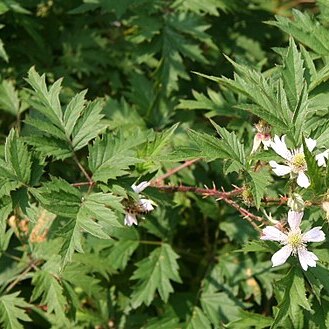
322,195,329,220
242,186,254,207
287,193,305,212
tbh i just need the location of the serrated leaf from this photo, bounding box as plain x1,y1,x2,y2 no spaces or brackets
196,58,292,130
60,192,123,265
25,67,107,158
63,90,87,137
142,124,179,161
201,292,241,326
186,129,227,161
268,10,329,56
31,177,82,218
26,67,63,127
185,307,211,329
228,310,273,329
302,137,323,191
106,239,139,270
71,99,107,150
130,243,181,308
4,129,31,185
31,269,68,325
247,169,271,209
211,120,246,166
282,38,304,111
0,292,31,329
272,267,311,328
0,80,20,115
88,134,144,183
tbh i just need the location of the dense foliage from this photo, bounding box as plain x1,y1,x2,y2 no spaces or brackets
1,0,329,328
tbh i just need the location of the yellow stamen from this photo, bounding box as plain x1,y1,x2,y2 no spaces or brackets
291,153,306,172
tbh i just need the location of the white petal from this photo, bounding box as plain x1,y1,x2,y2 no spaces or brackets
262,139,271,150
297,248,318,271
124,213,138,226
269,161,291,176
296,171,310,188
270,135,292,160
251,135,262,153
302,227,326,242
132,181,150,193
305,138,317,152
261,226,287,242
271,245,292,267
139,199,155,212
287,210,303,231
316,150,329,167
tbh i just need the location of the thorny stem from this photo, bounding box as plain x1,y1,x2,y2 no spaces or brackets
152,184,243,199
151,159,200,185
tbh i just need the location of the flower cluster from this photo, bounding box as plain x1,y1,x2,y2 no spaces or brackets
261,211,325,271
124,181,155,226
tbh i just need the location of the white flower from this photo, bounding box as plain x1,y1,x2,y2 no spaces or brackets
251,121,272,153
269,135,317,188
315,149,329,167
261,210,325,271
251,133,271,153
124,181,155,226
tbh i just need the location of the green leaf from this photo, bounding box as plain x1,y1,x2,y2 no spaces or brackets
25,67,107,158
281,38,304,111
0,292,31,329
63,90,87,137
0,80,20,115
247,169,271,209
268,10,329,56
185,307,212,329
211,120,246,166
71,99,107,151
0,38,8,62
130,243,181,308
107,239,139,270
186,129,228,161
228,310,273,329
292,84,309,145
4,129,31,185
31,264,69,325
60,192,123,265
196,59,291,130
201,292,242,325
302,137,323,191
26,66,63,127
88,134,144,183
31,177,82,218
272,267,311,328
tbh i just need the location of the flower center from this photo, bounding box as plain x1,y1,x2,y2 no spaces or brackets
291,153,306,172
287,231,304,254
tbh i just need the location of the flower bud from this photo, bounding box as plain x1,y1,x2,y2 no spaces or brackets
242,186,254,207
287,193,305,212
322,201,329,220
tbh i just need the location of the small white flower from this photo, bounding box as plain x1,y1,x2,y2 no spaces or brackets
124,212,138,226
251,133,271,153
315,149,329,167
261,210,325,271
269,135,317,188
124,181,155,226
251,121,272,153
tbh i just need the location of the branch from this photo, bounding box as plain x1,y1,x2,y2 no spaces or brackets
153,184,243,199
151,159,200,186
